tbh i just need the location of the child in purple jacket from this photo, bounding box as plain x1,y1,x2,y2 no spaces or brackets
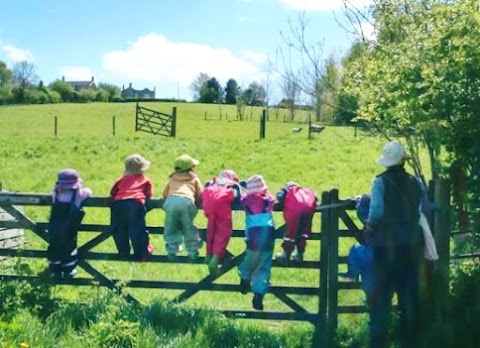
238,175,276,310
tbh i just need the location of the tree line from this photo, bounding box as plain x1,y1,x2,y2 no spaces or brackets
0,61,121,104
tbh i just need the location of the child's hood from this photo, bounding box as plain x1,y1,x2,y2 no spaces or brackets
170,171,198,181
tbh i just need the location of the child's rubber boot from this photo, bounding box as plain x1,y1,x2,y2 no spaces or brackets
139,244,154,262
208,255,220,276
292,251,304,262
188,251,199,262
275,251,291,266
204,254,212,265
252,293,264,310
167,252,177,262
239,278,250,294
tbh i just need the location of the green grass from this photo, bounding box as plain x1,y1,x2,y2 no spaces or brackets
0,101,431,345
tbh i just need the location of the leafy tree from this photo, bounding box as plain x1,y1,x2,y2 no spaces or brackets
78,88,97,103
190,73,210,101
46,89,62,103
49,80,74,102
199,77,223,104
316,56,341,124
98,82,120,101
0,61,13,104
11,61,38,103
334,42,367,125
0,61,12,89
242,81,266,106
236,87,247,121
224,78,239,105
342,0,480,237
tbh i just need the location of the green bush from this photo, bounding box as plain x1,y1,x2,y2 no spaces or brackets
0,260,58,320
448,260,480,348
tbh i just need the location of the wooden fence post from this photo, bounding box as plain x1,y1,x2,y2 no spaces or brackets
433,178,450,320
171,107,177,138
313,190,330,347
327,189,339,345
308,118,312,140
259,109,266,139
135,102,139,132
54,116,58,136
112,116,116,136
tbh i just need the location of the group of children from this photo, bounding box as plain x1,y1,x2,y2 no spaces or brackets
46,153,319,311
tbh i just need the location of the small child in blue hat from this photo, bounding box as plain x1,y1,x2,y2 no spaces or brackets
340,194,374,300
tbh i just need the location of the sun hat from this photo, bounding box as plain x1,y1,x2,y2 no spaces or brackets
174,154,199,172
285,181,299,189
246,175,268,194
125,154,151,175
218,169,239,182
215,169,239,186
55,168,83,190
376,141,406,167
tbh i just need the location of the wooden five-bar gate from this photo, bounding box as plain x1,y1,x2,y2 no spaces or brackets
135,103,177,137
1,186,450,347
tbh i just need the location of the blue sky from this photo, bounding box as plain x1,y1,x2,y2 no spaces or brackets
0,0,372,101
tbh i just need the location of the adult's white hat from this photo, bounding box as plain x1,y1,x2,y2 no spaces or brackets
376,141,406,167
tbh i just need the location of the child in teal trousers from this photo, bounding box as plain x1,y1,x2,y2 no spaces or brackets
162,154,203,261
238,175,276,310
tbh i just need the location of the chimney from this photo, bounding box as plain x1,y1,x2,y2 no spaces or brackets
62,76,65,82
129,83,132,88
91,76,94,82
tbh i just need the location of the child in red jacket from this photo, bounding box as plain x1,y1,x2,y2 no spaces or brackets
202,169,242,276
110,154,154,261
275,182,317,265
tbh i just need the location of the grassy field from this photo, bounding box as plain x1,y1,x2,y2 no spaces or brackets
0,101,430,345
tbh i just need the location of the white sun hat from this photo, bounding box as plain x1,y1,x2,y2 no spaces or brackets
376,141,406,167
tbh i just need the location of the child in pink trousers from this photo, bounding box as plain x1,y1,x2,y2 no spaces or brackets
238,175,276,310
202,169,242,275
275,182,317,265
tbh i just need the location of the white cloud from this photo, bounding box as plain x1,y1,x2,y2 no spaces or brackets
59,66,94,80
2,44,34,62
102,33,266,89
280,0,372,12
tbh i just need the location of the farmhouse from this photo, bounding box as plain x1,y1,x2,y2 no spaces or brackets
62,76,96,91
121,83,156,99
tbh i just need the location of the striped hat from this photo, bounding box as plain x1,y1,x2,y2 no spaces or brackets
218,169,239,182
246,175,268,194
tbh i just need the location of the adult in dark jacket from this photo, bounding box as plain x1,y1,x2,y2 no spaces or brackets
364,141,424,348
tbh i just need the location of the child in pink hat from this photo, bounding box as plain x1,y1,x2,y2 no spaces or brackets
238,174,276,310
48,168,92,278
202,169,243,276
